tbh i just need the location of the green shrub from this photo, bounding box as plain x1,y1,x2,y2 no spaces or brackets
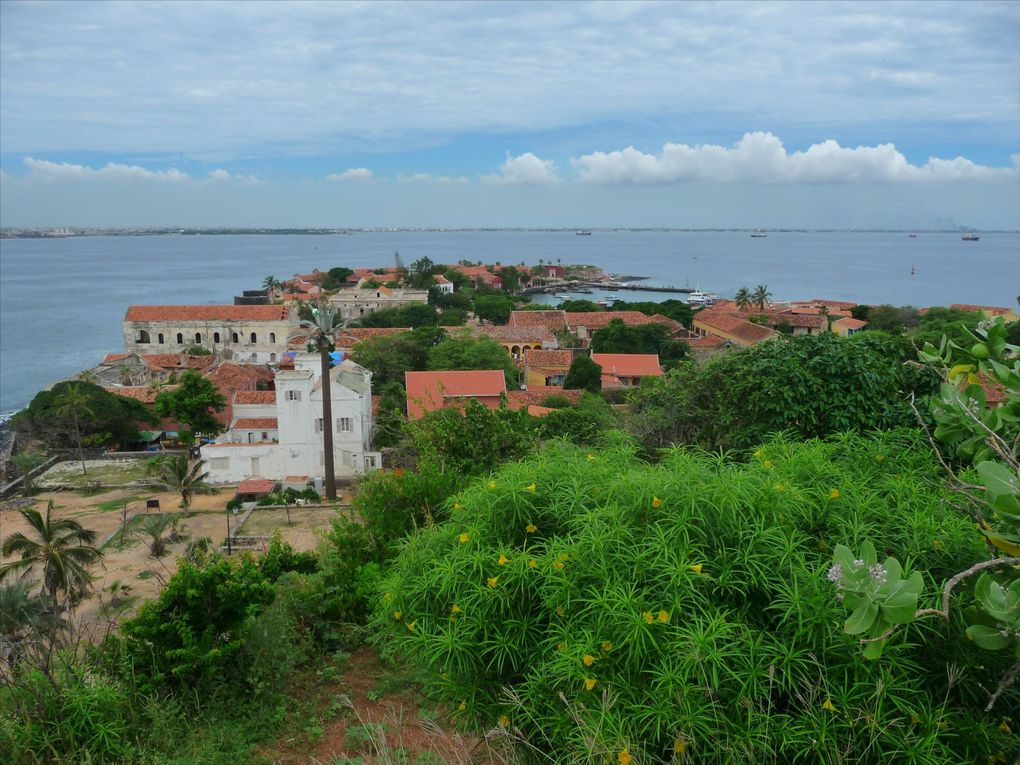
375,433,1010,763
259,533,318,581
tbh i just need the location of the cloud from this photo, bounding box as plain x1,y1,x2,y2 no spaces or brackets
327,168,373,181
398,173,469,184
207,168,260,184
573,133,1020,185
482,152,559,186
24,157,190,182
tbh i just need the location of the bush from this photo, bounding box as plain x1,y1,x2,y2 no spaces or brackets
375,433,1009,764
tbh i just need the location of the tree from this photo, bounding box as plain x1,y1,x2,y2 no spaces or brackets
349,327,446,387
297,300,343,500
54,384,95,476
408,257,439,289
751,284,772,310
563,355,602,394
734,287,752,311
473,295,515,325
427,334,518,387
867,304,919,334
262,275,282,297
12,451,47,496
1,501,103,606
320,267,354,290
135,514,176,557
357,303,440,328
149,455,215,512
496,265,522,294
154,370,227,438
558,299,603,313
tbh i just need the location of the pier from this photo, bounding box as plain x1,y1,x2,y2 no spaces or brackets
524,281,697,295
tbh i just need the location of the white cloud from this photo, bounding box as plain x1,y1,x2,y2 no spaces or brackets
482,152,559,186
573,133,1020,185
398,173,469,184
206,168,260,184
327,168,373,181
24,157,190,182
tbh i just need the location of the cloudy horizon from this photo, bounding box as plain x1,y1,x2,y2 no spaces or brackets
1,1,1018,228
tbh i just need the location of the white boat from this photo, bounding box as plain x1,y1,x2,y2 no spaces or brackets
750,230,767,238
687,290,718,307
576,229,592,236
962,232,980,241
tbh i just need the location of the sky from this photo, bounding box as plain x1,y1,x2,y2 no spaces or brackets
1,0,1018,229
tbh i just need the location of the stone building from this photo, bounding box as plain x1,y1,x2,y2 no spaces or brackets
328,287,429,322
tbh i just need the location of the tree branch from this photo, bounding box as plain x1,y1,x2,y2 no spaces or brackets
985,661,1020,713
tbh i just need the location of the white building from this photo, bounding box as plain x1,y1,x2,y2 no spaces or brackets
201,354,381,484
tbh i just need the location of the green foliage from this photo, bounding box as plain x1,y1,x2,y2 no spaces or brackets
563,355,602,393
537,393,617,445
376,433,1008,763
154,370,227,436
357,303,440,328
496,265,523,294
349,326,445,387
426,333,518,387
628,332,938,452
612,298,694,327
473,294,515,325
590,318,689,365
259,533,319,581
12,380,156,450
912,306,982,349
184,345,212,356
408,257,440,289
320,266,355,290
373,380,408,448
866,304,920,334
558,299,603,313
11,451,47,495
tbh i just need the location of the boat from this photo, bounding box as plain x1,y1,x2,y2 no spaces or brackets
750,230,767,238
604,294,619,301
686,290,718,307
556,293,573,299
962,232,980,241
576,230,592,236
908,233,917,238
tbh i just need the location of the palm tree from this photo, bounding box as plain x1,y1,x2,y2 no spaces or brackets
12,451,47,496
296,300,343,500
0,579,63,666
150,454,215,512
262,275,282,298
1,501,103,606
135,514,175,557
734,287,752,311
752,284,773,311
54,384,94,476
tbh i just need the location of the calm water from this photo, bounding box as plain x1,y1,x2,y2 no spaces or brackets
1,230,1017,413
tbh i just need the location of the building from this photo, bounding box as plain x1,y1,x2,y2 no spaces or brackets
566,311,669,345
405,370,507,419
523,349,575,388
334,327,413,353
591,353,662,388
692,311,779,347
831,317,868,337
328,286,429,322
950,304,1019,323
433,274,454,294
123,305,293,363
201,354,380,483
449,264,502,289
474,324,558,359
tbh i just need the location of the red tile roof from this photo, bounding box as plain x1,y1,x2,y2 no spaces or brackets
832,317,868,330
695,313,778,344
237,478,277,495
523,349,573,367
103,353,130,363
950,304,1014,316
506,389,584,410
976,373,1007,405
105,385,173,404
475,324,557,343
232,417,279,430
591,353,662,377
126,305,290,322
405,370,507,419
810,299,859,309
566,311,655,329
510,310,567,331
335,327,411,346
234,390,276,405
684,334,728,348
771,313,828,330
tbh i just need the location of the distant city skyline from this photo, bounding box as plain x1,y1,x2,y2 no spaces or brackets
1,1,1018,228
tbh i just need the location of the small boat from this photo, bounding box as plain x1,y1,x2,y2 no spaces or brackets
556,293,573,299
962,232,980,241
604,294,619,301
750,230,767,238
911,265,915,276
576,230,592,236
908,233,917,238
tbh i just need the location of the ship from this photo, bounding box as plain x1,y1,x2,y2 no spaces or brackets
750,230,767,238
686,290,718,307
962,232,980,241
576,229,592,236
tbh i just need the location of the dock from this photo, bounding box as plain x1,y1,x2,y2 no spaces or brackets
524,281,697,295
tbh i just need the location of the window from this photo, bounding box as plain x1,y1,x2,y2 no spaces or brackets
336,417,353,433
314,418,324,433
176,333,184,344
231,332,239,343
285,390,301,401
250,332,257,344
261,432,268,440
135,330,151,344
157,333,165,344
194,332,202,344
270,353,277,362
213,332,221,343
209,457,229,470
269,332,276,343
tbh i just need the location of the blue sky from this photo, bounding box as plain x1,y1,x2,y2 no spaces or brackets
1,0,1018,228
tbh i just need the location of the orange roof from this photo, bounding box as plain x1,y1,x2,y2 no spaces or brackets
591,353,662,378
335,327,411,346
648,314,685,332
810,299,858,309
772,313,828,329
143,354,216,370
832,317,868,330
105,385,172,404
510,310,567,331
976,373,1007,405
237,478,277,495
475,324,556,343
234,390,276,405
950,304,1013,316
232,417,278,429
125,305,289,322
506,389,583,410
523,349,573,367
103,353,131,363
695,313,778,344
684,334,728,348
405,370,507,419
566,311,655,329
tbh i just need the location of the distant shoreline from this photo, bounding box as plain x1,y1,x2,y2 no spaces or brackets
2,227,1016,239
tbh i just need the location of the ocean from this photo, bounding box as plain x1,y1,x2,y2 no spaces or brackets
1,230,1018,414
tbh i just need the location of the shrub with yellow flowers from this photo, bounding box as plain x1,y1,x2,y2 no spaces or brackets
375,431,1009,763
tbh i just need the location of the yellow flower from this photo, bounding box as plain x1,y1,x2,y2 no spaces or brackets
643,611,654,624
487,576,498,588
583,654,596,667
498,554,509,566
673,738,688,753
498,714,510,728
774,483,786,493
488,480,497,488
601,640,613,652
528,558,538,569
828,488,840,499
932,539,945,551
763,460,773,469
393,611,402,621
526,483,537,492
557,641,567,652
584,677,597,691
688,563,703,575
556,606,565,616
440,672,448,679
910,713,920,726
382,591,391,602
459,532,469,544
458,701,466,711
657,610,670,623
454,502,463,509
451,603,461,614
557,552,569,562
999,719,1012,734
754,449,763,459
406,620,416,632
875,454,886,462
822,698,836,713
587,453,596,462
554,561,565,570
618,749,632,765
652,496,663,508
526,523,537,533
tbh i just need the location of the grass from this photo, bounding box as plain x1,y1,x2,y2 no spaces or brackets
95,495,143,512
100,513,152,552
42,459,150,488
239,507,339,537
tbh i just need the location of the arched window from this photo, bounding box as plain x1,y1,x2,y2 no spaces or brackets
213,332,221,343
176,333,184,344
511,345,521,359
270,353,277,362
250,332,257,344
231,332,239,343
269,332,276,343
135,330,150,344
157,333,165,344
194,332,202,344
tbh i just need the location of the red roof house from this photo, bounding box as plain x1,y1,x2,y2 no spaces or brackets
404,370,508,419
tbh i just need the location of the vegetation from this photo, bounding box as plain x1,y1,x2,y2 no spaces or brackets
154,369,227,438
11,451,47,496
147,454,215,512
427,333,519,387
348,326,445,387
563,355,602,393
298,300,342,500
590,318,689,366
